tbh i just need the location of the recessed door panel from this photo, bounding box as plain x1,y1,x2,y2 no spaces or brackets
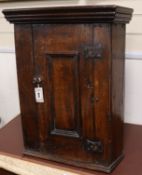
46,52,80,138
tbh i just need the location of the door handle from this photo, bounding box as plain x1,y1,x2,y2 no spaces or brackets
33,76,42,84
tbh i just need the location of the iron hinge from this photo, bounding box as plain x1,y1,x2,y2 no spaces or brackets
84,139,103,153
83,43,103,59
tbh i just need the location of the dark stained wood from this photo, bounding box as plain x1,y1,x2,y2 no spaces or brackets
3,5,133,173
14,24,40,151
31,24,98,164
46,52,80,134
3,5,133,24
111,24,126,162
93,24,112,164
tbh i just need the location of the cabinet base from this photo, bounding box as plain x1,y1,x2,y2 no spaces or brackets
24,150,124,173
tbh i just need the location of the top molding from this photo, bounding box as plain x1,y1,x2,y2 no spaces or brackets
3,5,133,24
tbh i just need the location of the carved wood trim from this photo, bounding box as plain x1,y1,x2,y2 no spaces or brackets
3,6,133,24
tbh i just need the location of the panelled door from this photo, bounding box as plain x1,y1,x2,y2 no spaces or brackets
24,24,110,164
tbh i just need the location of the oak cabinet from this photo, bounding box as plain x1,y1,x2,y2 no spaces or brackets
3,6,133,173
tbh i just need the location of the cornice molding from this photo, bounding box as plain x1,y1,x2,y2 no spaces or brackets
3,5,133,24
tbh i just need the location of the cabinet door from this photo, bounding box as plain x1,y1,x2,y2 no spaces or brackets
31,24,100,163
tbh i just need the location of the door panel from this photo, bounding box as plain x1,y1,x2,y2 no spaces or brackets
32,24,107,163
46,52,80,138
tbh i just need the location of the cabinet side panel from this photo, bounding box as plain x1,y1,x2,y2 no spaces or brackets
111,24,125,161
14,25,40,150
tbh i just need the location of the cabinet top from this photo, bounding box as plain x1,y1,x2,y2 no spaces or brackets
3,5,133,24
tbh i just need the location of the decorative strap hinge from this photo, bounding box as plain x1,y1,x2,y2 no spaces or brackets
83,43,103,59
84,139,103,153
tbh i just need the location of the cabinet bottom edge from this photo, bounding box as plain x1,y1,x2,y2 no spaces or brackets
23,150,124,173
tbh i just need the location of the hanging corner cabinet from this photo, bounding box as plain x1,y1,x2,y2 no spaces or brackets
3,5,133,173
